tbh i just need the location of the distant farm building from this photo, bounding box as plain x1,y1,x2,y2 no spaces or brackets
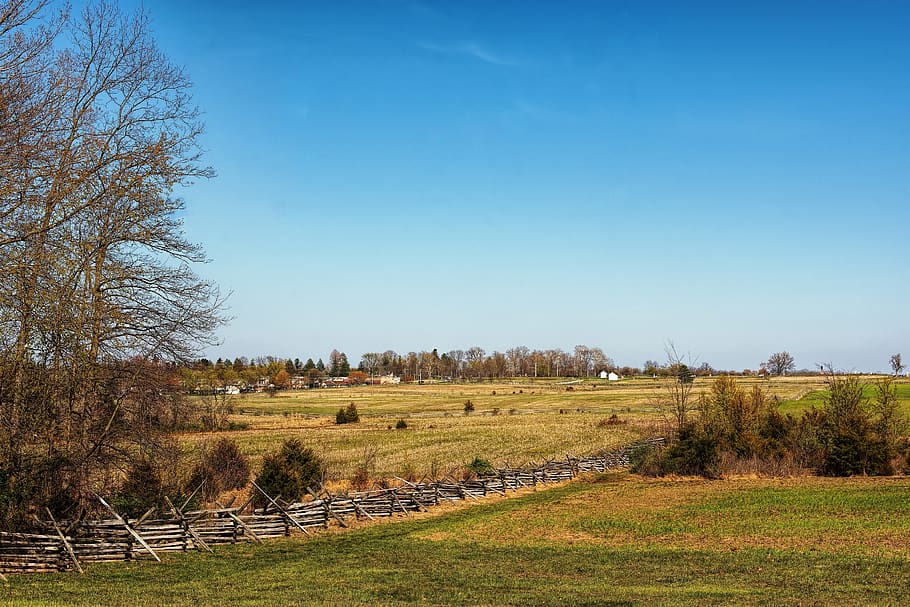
365,374,402,386
325,377,355,387
600,371,620,381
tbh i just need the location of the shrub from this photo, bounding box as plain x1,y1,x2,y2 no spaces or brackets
597,414,627,427
639,373,906,479
0,454,75,529
186,438,250,501
659,422,719,477
820,411,891,476
467,457,495,476
463,400,475,414
336,402,360,424
812,375,906,476
115,459,165,518
395,418,408,429
350,448,377,491
252,439,324,508
350,466,371,491
399,462,419,483
629,442,663,476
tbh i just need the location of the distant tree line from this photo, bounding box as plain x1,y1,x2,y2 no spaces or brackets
182,347,833,390
183,345,623,388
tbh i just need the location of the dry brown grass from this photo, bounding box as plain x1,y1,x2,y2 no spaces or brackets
180,376,846,485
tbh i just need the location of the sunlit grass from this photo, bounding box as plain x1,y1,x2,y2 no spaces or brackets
777,378,910,416
182,376,905,480
182,410,645,481
7,474,910,606
422,475,910,555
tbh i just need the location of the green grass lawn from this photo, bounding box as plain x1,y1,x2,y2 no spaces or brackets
6,474,910,606
778,379,910,416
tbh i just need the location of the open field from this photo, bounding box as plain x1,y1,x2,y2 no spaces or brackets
5,473,910,606
183,376,910,481
184,411,645,483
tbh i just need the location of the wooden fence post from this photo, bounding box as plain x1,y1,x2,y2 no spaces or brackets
311,487,347,528
388,489,410,516
164,496,213,553
94,494,160,563
252,482,312,536
214,500,263,544
45,508,82,574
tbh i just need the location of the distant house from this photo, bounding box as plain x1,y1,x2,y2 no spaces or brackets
608,372,620,381
325,377,354,387
365,374,402,386
599,370,608,379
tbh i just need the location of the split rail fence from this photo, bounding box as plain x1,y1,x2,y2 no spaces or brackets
0,438,662,576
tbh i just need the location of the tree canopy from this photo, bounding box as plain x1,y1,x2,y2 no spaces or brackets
0,0,223,525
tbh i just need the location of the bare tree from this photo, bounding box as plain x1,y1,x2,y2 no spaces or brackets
0,1,224,525
890,353,904,377
590,347,613,375
765,351,796,376
505,346,529,378
360,352,382,379
573,345,593,377
465,346,485,380
654,343,699,431
445,349,465,380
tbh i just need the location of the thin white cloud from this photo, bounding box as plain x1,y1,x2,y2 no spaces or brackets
418,41,518,67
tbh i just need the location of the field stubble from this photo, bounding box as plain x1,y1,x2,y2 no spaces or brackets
183,377,850,482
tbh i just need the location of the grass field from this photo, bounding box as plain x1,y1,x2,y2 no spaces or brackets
182,376,910,483
5,473,910,606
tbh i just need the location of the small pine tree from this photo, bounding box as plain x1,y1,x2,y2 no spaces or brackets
115,459,165,518
336,402,360,424
252,439,324,508
467,457,495,476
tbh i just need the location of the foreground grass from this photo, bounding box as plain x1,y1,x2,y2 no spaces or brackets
6,475,909,606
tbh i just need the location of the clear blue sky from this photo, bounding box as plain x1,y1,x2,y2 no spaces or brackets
128,0,908,372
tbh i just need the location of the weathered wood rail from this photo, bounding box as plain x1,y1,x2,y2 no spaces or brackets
0,438,662,575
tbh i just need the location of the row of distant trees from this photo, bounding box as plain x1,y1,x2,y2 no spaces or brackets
188,346,621,388
184,348,831,389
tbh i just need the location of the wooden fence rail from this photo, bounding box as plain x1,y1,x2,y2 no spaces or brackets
0,438,662,576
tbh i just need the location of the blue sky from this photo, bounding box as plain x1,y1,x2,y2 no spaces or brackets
127,0,908,371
